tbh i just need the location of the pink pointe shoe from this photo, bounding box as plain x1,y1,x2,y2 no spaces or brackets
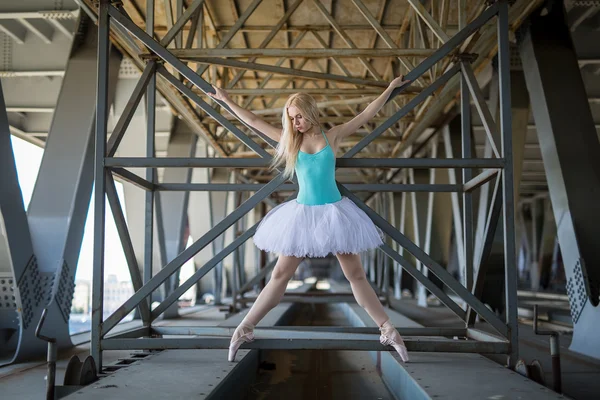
228,322,255,362
379,320,409,362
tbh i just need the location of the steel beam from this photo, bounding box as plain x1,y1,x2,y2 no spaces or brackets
170,48,435,58
105,157,505,169
101,174,287,336
342,189,507,337
101,337,509,353
92,0,118,370
151,326,467,336
519,1,600,360
498,1,518,367
0,79,38,365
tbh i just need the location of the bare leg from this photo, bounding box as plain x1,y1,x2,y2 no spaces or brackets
336,252,409,362
336,252,388,326
228,255,304,361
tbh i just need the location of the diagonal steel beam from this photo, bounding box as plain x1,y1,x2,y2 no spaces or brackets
460,62,500,158
192,0,264,78
310,0,383,81
467,175,502,326
183,57,389,87
105,172,151,323
107,61,157,157
101,173,287,336
151,220,259,319
350,0,426,87
228,0,304,88
342,62,460,159
239,30,308,108
238,258,278,295
386,2,500,102
160,0,206,47
157,66,276,156
379,243,465,319
340,187,508,337
406,0,450,43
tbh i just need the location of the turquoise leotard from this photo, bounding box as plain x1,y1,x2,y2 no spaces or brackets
295,130,343,206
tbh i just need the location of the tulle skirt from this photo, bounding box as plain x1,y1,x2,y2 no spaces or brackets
253,196,384,258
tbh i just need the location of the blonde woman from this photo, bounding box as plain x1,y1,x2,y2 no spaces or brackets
208,75,411,363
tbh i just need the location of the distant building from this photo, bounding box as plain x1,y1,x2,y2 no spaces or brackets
104,274,134,317
72,280,91,314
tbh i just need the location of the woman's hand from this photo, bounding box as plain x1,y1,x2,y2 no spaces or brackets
207,85,231,102
389,75,411,89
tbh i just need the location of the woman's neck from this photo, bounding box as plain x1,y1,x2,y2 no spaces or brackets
304,125,321,138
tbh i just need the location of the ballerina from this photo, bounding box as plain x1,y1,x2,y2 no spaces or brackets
207,75,411,363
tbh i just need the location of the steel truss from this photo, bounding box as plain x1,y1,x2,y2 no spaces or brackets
91,0,518,370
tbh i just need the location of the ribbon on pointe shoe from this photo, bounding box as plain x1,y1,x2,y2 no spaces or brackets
379,320,409,362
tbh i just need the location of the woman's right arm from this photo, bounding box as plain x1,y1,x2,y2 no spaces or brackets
208,86,282,142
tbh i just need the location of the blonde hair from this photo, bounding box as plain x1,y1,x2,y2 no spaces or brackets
270,93,321,179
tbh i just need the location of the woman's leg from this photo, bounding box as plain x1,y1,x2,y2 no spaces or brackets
336,252,409,362
335,252,388,326
229,255,304,361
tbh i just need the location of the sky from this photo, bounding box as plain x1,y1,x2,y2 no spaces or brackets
10,135,131,282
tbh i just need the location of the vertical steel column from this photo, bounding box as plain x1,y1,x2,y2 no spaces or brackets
144,0,156,321
461,68,474,293
497,0,518,367
92,0,111,370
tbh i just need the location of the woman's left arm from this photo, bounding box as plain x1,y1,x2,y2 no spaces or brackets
330,75,411,141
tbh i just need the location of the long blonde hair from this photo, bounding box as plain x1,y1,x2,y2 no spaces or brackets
270,93,321,179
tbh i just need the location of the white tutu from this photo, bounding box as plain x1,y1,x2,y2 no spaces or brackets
253,196,384,258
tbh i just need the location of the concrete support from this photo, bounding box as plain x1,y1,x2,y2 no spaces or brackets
519,2,600,359
538,199,557,290
1,16,121,364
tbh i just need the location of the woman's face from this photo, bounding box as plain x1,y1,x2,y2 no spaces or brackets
287,105,310,133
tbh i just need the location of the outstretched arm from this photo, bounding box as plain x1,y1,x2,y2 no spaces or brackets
330,76,411,141
208,86,282,142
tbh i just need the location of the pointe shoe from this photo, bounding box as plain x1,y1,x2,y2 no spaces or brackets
228,324,255,362
379,320,409,362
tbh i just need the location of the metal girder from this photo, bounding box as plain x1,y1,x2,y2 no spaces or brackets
0,79,38,366
519,2,600,360
92,0,113,369
343,63,461,158
105,173,151,323
0,20,27,43
105,157,505,169
151,326,467,336
9,12,121,367
170,48,435,58
101,336,509,354
88,1,522,367
160,0,206,47
109,182,464,193
100,174,287,337
342,188,507,337
227,0,306,88
497,1,518,367
180,56,391,87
